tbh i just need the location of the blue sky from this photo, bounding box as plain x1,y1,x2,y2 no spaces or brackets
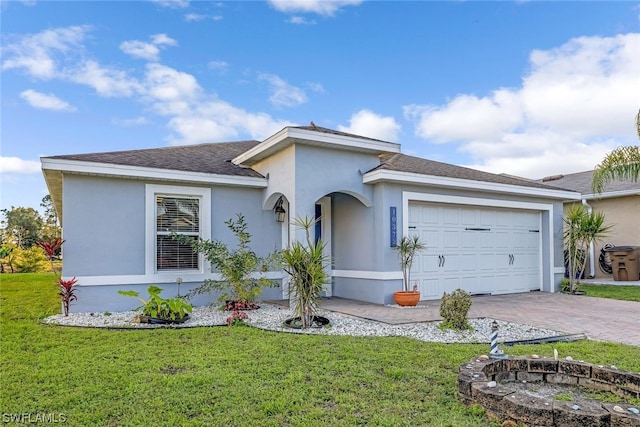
1,0,639,213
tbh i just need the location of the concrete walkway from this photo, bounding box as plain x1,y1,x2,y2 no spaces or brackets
308,292,640,347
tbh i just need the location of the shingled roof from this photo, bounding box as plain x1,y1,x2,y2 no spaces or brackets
538,169,640,194
44,140,264,178
370,153,561,190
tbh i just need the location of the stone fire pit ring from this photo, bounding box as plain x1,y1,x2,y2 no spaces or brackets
458,355,640,426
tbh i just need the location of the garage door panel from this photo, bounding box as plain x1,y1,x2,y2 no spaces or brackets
409,202,541,300
443,230,460,249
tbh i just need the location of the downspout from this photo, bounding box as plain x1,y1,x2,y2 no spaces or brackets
582,199,595,279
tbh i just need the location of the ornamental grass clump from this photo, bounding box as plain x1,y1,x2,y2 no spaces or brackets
281,216,330,329
439,288,472,331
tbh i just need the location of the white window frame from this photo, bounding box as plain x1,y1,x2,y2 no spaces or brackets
145,184,211,280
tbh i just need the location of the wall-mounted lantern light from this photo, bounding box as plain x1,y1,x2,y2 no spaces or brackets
274,196,286,223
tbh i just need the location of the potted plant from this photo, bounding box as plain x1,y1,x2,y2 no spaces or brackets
281,216,331,329
393,235,426,306
118,285,192,324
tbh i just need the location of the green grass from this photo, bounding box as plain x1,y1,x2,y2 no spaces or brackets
580,283,640,301
2,274,640,426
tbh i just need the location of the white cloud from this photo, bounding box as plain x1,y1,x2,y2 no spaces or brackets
1,25,90,79
268,0,362,16
338,110,401,142
0,157,41,174
149,0,189,9
119,40,160,61
120,34,177,61
2,26,297,147
404,33,640,178
19,89,76,111
259,73,307,108
70,60,142,97
112,116,149,127
288,16,317,25
208,60,229,73
139,64,292,144
151,33,177,47
185,13,223,22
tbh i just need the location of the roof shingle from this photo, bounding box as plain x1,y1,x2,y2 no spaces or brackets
45,140,264,178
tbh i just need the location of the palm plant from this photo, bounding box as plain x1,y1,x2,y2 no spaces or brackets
281,216,330,328
394,235,427,292
592,145,640,193
563,205,611,294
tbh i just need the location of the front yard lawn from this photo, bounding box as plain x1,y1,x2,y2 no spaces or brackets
580,283,640,302
2,274,639,426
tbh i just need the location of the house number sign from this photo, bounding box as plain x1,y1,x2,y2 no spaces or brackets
390,206,397,247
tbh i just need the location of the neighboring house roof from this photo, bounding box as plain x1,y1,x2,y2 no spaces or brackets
537,170,640,199
370,153,562,191
44,140,264,178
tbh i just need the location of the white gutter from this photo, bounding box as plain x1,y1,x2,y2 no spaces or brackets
582,199,595,279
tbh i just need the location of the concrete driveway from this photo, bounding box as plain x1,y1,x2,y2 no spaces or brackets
316,292,640,347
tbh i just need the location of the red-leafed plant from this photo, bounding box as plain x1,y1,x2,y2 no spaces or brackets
35,238,65,275
58,276,78,316
225,310,248,326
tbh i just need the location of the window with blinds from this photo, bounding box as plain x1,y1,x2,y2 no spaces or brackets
156,195,200,271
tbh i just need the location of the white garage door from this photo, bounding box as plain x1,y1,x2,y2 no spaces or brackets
408,202,541,300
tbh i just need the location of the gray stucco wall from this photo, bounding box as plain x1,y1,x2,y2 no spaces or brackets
62,174,283,312
63,175,145,276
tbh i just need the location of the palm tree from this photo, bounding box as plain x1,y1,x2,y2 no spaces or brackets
591,109,640,194
563,205,611,294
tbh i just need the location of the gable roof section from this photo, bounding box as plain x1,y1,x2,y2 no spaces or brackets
537,169,640,200
43,140,264,177
41,141,267,222
363,153,579,199
232,125,401,166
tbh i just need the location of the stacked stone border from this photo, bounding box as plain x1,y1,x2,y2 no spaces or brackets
458,355,640,426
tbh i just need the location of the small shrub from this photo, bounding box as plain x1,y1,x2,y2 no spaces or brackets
58,277,78,316
439,288,472,331
173,213,277,307
226,310,249,326
14,246,47,273
118,285,192,321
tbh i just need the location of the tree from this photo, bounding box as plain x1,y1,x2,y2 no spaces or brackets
592,146,640,193
40,195,62,241
0,207,44,249
591,109,640,193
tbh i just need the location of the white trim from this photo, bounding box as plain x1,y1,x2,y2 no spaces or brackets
403,191,556,293
554,267,566,274
145,184,212,279
581,189,640,200
41,158,267,188
70,271,285,286
363,169,579,200
332,270,404,280
232,127,401,166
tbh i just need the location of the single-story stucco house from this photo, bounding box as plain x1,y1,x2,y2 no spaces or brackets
41,125,580,312
539,170,640,280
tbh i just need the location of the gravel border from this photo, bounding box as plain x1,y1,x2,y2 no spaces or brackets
42,304,565,344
